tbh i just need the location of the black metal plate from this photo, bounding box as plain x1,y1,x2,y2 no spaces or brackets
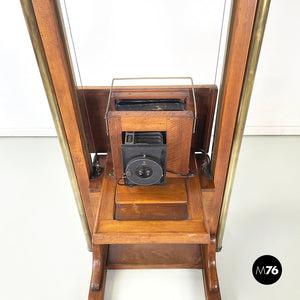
115,99,186,111
121,144,167,186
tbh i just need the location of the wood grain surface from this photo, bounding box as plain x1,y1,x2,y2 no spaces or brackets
115,178,187,204
115,178,188,220
31,0,95,231
107,244,203,269
209,0,258,235
94,220,210,244
78,86,217,153
108,110,193,178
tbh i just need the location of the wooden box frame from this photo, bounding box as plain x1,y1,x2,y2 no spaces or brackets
21,0,270,299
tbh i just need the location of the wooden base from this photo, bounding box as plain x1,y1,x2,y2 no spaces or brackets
88,241,221,300
89,153,221,299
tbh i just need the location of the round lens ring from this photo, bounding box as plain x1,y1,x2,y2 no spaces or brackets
135,166,153,178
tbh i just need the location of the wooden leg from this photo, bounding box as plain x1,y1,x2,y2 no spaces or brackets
202,236,221,300
89,244,108,300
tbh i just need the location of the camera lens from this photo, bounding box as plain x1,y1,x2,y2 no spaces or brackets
136,166,153,178
125,156,163,186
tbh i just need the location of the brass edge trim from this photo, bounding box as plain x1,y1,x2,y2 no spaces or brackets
216,0,271,251
20,0,92,251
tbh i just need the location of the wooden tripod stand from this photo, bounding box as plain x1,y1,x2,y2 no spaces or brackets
21,0,270,299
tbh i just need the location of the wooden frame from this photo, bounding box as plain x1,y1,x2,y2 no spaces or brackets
21,0,270,299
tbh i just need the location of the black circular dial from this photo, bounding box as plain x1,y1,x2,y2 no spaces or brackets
125,156,163,186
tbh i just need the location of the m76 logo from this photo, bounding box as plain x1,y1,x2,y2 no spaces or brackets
255,266,279,275
252,255,282,285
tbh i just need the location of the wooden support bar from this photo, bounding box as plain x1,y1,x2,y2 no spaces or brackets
97,153,115,222
93,220,210,244
107,244,203,269
209,0,258,234
88,261,107,300
186,154,208,221
29,0,95,232
202,236,221,300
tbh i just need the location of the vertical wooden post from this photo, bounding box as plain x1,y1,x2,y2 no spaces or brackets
21,0,94,247
208,0,258,235
216,0,271,250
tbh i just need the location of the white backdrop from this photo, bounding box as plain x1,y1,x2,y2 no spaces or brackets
0,0,299,136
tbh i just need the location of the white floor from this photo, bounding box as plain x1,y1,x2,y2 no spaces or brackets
0,136,299,300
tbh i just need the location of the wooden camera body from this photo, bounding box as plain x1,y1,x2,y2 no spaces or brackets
107,86,197,181
106,84,217,221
